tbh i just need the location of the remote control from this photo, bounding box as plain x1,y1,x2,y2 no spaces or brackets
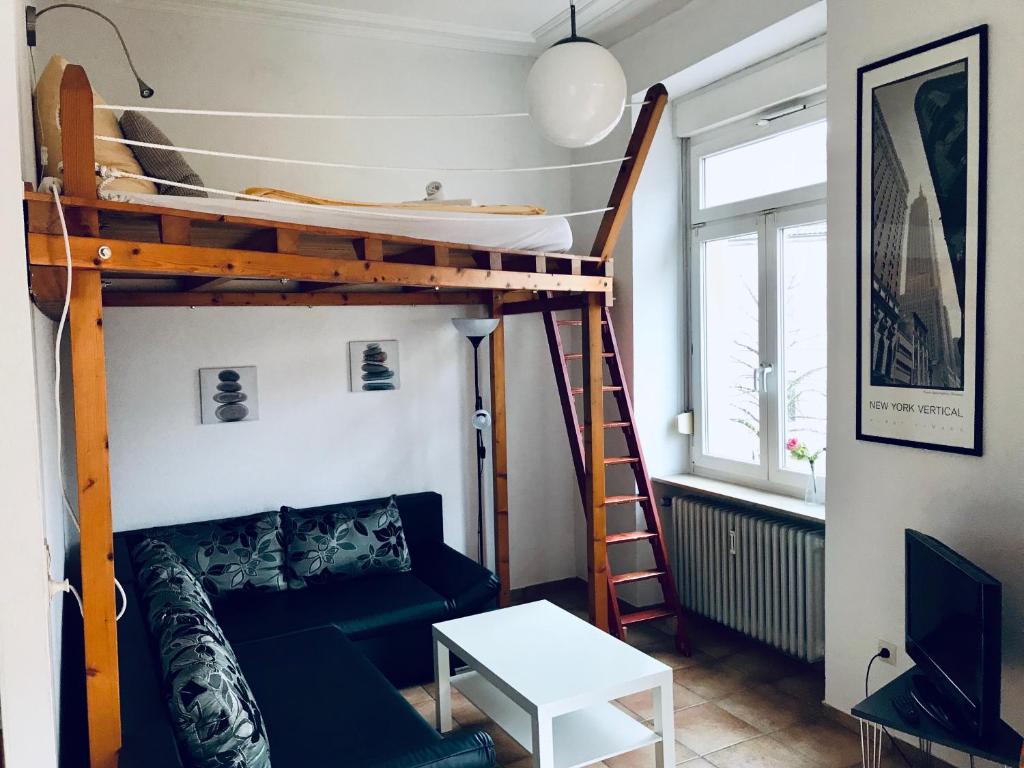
892,693,921,726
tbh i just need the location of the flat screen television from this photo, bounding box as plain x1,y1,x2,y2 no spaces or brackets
905,529,1002,740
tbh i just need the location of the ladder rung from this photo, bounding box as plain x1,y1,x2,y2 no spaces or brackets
605,494,647,506
607,531,658,545
579,421,630,431
556,319,608,327
604,456,639,466
611,569,665,585
570,386,623,395
563,352,614,360
620,605,676,626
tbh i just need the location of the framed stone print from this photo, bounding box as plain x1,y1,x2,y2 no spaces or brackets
856,26,987,455
349,340,400,392
199,366,259,424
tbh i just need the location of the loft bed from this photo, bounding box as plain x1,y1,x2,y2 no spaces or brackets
23,64,668,768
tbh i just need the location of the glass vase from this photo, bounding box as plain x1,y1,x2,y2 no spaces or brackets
804,462,821,504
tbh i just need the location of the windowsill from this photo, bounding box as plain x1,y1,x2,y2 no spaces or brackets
652,473,826,525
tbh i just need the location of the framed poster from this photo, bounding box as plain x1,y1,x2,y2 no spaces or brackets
856,26,987,455
199,366,259,424
349,340,400,392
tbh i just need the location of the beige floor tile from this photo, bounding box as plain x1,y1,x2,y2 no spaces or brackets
603,740,696,767
646,647,717,671
617,684,706,719
400,685,432,706
718,646,807,683
625,622,674,650
772,672,825,705
673,702,761,756
413,700,439,729
679,760,717,768
769,718,866,768
704,733,822,768
480,721,530,765
452,690,489,726
673,661,770,701
715,683,818,734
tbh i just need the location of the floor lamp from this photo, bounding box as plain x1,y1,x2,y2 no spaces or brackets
452,318,500,566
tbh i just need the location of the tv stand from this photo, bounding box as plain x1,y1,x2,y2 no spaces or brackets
852,666,1022,768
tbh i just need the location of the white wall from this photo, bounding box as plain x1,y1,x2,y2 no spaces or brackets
0,0,60,764
825,0,1024,758
34,1,579,589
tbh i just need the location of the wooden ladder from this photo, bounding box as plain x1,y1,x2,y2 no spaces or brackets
543,301,690,654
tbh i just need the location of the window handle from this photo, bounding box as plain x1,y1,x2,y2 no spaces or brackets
754,363,774,393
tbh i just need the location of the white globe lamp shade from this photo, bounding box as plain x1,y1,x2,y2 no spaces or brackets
527,40,627,149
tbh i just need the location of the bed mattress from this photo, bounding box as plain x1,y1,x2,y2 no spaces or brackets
117,193,574,254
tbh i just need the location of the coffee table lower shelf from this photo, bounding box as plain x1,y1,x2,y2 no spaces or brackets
452,671,661,768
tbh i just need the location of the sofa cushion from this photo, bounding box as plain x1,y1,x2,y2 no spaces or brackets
234,627,443,767
282,496,412,588
143,511,287,598
216,571,448,644
119,111,208,197
133,539,271,768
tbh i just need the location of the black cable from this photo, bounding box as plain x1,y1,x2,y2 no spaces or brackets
865,651,915,768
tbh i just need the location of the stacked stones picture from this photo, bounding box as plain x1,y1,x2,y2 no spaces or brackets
199,366,259,424
856,26,986,455
349,341,400,392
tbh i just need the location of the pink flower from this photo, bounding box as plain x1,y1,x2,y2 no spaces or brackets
786,438,799,451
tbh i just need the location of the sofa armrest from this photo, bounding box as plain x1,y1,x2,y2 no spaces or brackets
373,730,496,768
412,542,500,616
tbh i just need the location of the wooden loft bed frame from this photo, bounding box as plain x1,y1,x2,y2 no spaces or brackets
23,64,667,768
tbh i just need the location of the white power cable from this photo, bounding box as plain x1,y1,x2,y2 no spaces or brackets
98,166,614,221
50,187,128,623
96,134,630,174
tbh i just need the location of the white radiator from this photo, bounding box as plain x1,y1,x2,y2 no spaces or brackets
668,497,825,662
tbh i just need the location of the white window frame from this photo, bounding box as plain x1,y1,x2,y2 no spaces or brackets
688,105,827,498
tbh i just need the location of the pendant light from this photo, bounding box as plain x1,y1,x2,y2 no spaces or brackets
526,2,627,148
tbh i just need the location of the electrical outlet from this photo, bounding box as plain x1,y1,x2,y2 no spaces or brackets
878,640,898,665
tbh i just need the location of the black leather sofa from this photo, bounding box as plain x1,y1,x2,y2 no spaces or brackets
109,492,499,768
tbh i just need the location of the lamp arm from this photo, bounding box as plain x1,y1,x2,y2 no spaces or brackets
30,4,154,98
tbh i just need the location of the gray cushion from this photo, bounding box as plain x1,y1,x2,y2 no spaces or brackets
132,539,271,768
282,496,412,589
143,511,288,598
118,110,207,196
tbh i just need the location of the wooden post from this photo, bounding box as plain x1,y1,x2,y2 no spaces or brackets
489,292,511,608
582,293,608,630
69,268,121,768
59,65,99,236
590,83,669,263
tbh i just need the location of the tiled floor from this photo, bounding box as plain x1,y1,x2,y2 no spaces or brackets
400,583,874,768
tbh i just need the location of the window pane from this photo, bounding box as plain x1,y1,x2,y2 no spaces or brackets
779,220,828,475
702,232,760,464
701,121,827,209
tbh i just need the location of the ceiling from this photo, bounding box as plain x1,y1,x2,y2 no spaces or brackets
127,0,695,56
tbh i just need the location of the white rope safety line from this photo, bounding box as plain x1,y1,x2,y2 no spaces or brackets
98,167,614,221
93,101,651,120
96,135,631,174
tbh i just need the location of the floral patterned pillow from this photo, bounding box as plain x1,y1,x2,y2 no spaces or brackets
143,511,287,598
281,496,412,589
132,538,271,768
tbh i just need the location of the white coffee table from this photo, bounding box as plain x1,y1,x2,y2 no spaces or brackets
433,600,675,768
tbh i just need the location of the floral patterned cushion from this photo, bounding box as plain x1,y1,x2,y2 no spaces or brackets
143,511,287,598
133,538,271,768
281,496,412,589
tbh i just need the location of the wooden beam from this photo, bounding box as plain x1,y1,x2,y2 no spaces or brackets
501,294,587,316
68,269,120,768
59,64,99,235
293,282,361,294
28,265,68,320
590,83,669,263
489,292,510,608
582,293,608,631
275,227,300,254
27,235,612,295
102,290,488,308
354,237,384,262
159,215,192,245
